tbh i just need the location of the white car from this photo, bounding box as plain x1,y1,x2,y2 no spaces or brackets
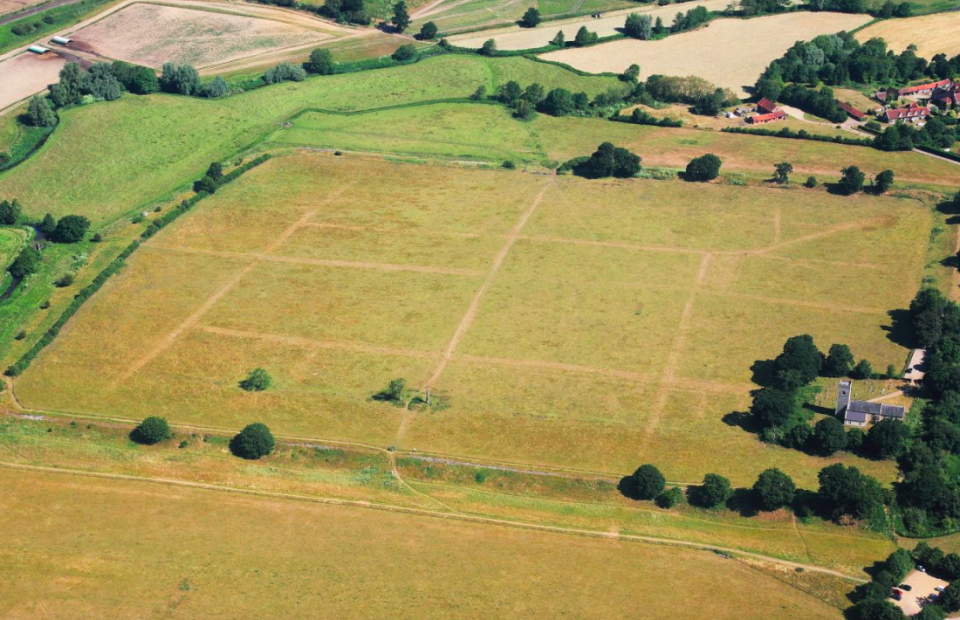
936,587,946,593
918,565,927,572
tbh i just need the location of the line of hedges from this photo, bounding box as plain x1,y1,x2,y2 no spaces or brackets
5,154,272,377
721,126,874,147
917,145,960,163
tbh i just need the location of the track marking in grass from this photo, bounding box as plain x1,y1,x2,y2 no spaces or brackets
150,244,486,276
698,290,887,315
304,221,482,239
755,216,888,256
773,204,782,246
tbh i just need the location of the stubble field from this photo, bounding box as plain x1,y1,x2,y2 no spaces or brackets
855,12,960,58
540,12,873,96
14,151,921,487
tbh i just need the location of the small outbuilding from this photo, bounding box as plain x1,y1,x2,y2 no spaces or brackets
51,35,72,45
27,45,50,54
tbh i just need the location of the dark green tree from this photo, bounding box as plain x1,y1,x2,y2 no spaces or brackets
624,13,653,39
813,417,847,456
160,62,201,95
480,39,497,55
839,165,865,195
867,418,908,459
307,48,335,74
849,600,906,620
128,66,159,94
772,161,793,184
574,26,597,46
230,423,276,459
391,0,410,31
751,387,795,429
40,213,56,235
852,358,873,379
775,334,822,385
630,464,665,500
804,176,817,188
939,553,960,579
203,76,228,98
684,154,722,181
206,162,224,183
916,605,948,620
8,246,40,279
131,416,171,445
582,142,641,178
941,583,960,613
193,176,217,194
694,473,733,508
26,95,57,127
621,64,640,83
419,21,438,40
539,88,574,116
875,169,895,193
656,486,683,508
49,215,90,243
753,468,796,511
520,7,541,27
239,368,272,392
550,30,565,47
824,344,854,377
85,63,121,100
0,199,21,225
817,463,884,520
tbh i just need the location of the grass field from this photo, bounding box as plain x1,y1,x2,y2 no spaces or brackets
855,12,960,58
0,55,619,226
540,12,873,97
14,152,921,488
68,2,335,69
0,467,848,619
0,226,22,266
411,0,634,34
626,104,853,139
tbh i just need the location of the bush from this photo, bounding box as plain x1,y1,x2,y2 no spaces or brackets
239,368,272,392
230,423,276,459
263,62,307,84
391,44,416,62
54,273,75,288
693,473,733,508
131,416,171,445
684,154,722,181
520,6,540,27
419,21,438,40
49,215,90,243
27,95,57,128
307,48,335,74
804,176,818,188
575,142,642,179
630,464,665,500
8,246,41,279
656,486,683,508
753,468,796,511
480,39,497,56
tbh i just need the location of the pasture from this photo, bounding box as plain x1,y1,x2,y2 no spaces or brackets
449,0,730,50
68,1,335,69
0,467,845,619
15,152,920,487
855,12,960,58
411,0,634,33
540,12,873,96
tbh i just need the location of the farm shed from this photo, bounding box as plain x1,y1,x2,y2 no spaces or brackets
51,36,72,45
835,380,905,426
838,101,866,121
27,45,50,54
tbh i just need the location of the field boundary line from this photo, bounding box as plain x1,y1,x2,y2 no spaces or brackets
423,179,554,390
149,244,485,276
753,217,887,256
198,325,443,359
0,461,867,582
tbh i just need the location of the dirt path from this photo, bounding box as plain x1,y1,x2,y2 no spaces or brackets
0,0,78,25
199,325,443,359
0,460,868,582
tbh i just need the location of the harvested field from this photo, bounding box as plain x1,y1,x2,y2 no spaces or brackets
0,51,65,112
68,1,335,69
0,0,46,18
540,12,873,96
450,0,730,50
17,152,917,487
412,0,634,33
0,468,845,619
855,12,960,58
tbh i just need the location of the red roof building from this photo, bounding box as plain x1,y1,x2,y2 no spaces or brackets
932,84,960,109
893,79,951,98
884,102,929,123
756,98,779,114
838,101,866,121
747,110,787,124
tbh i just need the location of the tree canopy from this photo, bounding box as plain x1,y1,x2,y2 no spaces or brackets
230,423,276,460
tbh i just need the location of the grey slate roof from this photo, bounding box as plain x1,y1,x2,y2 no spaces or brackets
849,400,883,415
845,409,868,424
835,379,905,422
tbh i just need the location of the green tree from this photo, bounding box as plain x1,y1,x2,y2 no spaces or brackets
193,176,217,194
27,95,57,127
419,21,438,40
230,423,276,460
574,26,597,46
939,553,960,579
539,88,574,116
817,464,884,521
775,335,822,385
884,548,914,581
550,30,565,46
753,468,796,511
694,473,733,508
684,154,722,181
867,418,907,459
263,62,307,84
751,387,795,429
391,0,410,31
160,62,201,95
812,417,847,456
307,48,335,74
656,486,683,508
520,7,540,27
916,605,948,620
480,39,497,55
49,62,86,107
85,63,121,100
621,64,640,83
624,13,653,39
839,165,865,195
852,358,873,379
582,142,641,178
772,161,793,184
206,162,224,183
8,246,40,279
692,88,727,115
629,464,665,500
804,176,818,188
128,66,159,94
825,344,854,377
0,199,21,225
239,368,272,392
512,98,535,120
40,213,56,235
941,582,960,613
50,215,90,243
131,416,171,445
875,169,895,194
203,76,228,98
849,600,906,620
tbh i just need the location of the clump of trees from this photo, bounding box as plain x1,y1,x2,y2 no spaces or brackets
49,215,90,243
573,26,599,46
875,119,958,153
319,0,369,24
239,368,273,392
131,416,171,445
8,246,41,280
373,378,408,406
624,13,653,39
418,21,438,40
684,154,721,181
230,423,276,459
263,62,307,84
391,0,410,31
561,142,642,179
520,7,540,27
0,199,21,225
307,48,335,75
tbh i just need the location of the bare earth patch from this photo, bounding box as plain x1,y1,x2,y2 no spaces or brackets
451,0,730,50
856,12,960,58
540,12,872,97
0,52,65,112
0,0,47,18
69,2,333,69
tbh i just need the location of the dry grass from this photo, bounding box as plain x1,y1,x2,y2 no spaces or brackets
69,2,333,69
15,152,917,487
0,51,66,112
0,0,46,17
0,467,845,619
540,12,873,97
855,12,960,58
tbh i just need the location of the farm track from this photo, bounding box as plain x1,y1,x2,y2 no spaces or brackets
0,459,869,582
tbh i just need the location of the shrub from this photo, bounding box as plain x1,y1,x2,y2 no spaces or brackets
391,44,416,62
520,6,540,27
373,378,407,405
502,160,515,169
160,62,201,95
193,176,217,194
577,142,642,178
419,21,438,40
656,486,683,508
753,468,796,511
203,76,228,98
26,95,57,127
804,176,818,188
49,215,90,243
684,154,721,181
480,39,497,55
8,247,41,279
630,464,665,500
693,473,733,508
131,416,171,445
230,423,276,459
263,62,307,84
54,273,75,288
307,48,335,74
239,368,272,392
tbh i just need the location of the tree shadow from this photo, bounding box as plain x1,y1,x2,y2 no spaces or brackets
823,181,849,196
725,487,760,517
936,198,959,216
722,410,763,434
883,309,914,349
941,254,960,270
617,476,642,500
750,359,778,388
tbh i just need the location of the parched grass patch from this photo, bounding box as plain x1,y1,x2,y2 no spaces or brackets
855,12,960,58
0,468,844,619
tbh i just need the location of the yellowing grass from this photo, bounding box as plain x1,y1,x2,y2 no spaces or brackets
856,13,960,58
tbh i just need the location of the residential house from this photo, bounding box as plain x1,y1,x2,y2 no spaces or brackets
883,102,929,123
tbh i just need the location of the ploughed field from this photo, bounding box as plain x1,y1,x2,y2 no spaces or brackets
15,152,922,486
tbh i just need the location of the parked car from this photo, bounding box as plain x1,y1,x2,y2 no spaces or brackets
892,589,903,601
918,565,927,572
899,584,913,591
936,586,946,593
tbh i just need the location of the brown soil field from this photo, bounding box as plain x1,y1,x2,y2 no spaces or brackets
0,0,46,18
0,51,65,112
855,12,960,58
540,12,872,97
451,0,730,50
69,1,335,69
